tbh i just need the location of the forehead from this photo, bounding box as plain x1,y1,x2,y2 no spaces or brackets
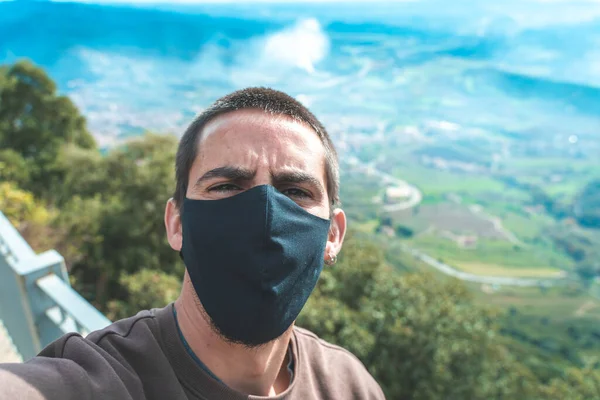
195,109,326,171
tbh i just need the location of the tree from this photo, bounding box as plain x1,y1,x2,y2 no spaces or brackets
0,62,183,312
0,181,56,251
0,60,96,197
0,149,30,187
550,228,593,262
55,133,184,309
574,179,600,229
106,269,181,321
298,232,539,399
0,181,51,227
540,366,600,400
575,259,600,288
395,224,414,238
50,144,109,206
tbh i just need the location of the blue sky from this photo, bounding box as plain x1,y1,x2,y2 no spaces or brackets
47,0,414,3
41,0,600,3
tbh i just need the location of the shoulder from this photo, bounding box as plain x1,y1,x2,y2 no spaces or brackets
75,306,170,376
40,307,163,363
0,307,168,400
86,307,160,346
293,326,362,365
293,326,385,399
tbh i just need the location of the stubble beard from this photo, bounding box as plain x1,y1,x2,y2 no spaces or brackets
190,283,276,350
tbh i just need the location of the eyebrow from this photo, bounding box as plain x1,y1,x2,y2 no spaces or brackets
194,166,256,189
193,165,325,196
272,170,324,196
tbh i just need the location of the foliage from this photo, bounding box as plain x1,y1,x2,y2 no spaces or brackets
50,144,109,205
574,179,600,228
550,225,600,284
0,60,95,197
0,60,182,309
299,234,539,399
551,228,591,262
499,175,569,219
106,269,181,321
52,195,105,272
0,181,51,227
395,224,414,238
575,260,600,288
540,366,600,400
0,181,59,251
0,149,30,186
54,133,183,307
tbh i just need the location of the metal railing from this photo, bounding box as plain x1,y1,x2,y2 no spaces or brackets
0,212,111,361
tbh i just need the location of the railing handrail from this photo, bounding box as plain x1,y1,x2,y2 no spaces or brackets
0,211,111,361
37,274,110,334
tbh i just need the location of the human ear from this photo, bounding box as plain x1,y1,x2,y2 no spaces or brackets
324,208,347,265
165,198,183,251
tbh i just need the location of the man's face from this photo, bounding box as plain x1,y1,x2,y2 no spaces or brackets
186,109,331,219
165,108,346,344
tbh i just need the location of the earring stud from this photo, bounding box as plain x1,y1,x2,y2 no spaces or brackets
325,253,337,266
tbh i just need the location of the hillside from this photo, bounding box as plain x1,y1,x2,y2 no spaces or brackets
2,1,600,397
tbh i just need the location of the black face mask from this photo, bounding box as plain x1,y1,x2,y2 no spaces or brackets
181,185,331,346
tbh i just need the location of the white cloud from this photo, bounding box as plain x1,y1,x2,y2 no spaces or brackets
66,17,337,139
262,18,329,73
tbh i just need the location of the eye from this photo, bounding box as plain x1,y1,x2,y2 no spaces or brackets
281,187,311,199
209,183,242,193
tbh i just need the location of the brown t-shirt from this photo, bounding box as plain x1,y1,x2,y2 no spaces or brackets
0,304,385,399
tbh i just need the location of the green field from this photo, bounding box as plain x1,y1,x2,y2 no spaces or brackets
471,284,600,319
496,211,552,241
353,218,380,234
510,157,600,172
508,157,600,199
407,234,573,271
457,261,563,277
391,165,506,196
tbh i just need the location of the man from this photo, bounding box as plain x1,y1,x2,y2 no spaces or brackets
0,88,385,399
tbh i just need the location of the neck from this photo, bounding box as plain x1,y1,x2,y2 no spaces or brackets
174,280,293,396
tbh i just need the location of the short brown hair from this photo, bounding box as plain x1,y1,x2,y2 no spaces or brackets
173,87,340,210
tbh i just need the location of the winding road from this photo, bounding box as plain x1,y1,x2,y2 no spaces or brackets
404,246,565,287
345,155,423,211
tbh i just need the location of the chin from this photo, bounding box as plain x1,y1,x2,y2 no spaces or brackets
212,321,295,350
